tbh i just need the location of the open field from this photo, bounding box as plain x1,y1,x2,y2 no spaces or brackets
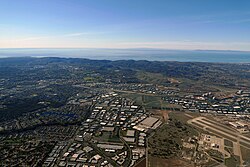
149,156,194,167
148,109,171,122
224,139,233,148
240,146,250,164
169,111,201,123
204,160,220,167
136,71,172,85
95,131,121,143
120,93,178,110
242,132,250,139
225,156,240,167
148,112,199,166
120,93,144,105
134,158,146,167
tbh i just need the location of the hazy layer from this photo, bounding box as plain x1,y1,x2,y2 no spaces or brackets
0,48,250,63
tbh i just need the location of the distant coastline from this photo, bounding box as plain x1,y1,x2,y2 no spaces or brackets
0,48,250,63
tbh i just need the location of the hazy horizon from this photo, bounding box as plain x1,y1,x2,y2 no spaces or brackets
1,48,250,63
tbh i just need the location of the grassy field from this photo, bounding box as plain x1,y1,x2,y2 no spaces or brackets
95,131,121,143
121,93,176,110
239,141,250,149
169,111,200,123
240,146,250,164
224,139,233,148
224,147,233,156
207,149,224,163
225,155,240,167
242,132,250,139
121,93,144,105
136,71,173,85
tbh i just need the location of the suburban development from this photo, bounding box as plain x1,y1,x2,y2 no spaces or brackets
0,57,250,167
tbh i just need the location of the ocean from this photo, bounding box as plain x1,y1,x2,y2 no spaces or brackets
0,48,250,63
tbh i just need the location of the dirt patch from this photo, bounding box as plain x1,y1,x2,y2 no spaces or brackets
135,158,146,167
214,91,235,100
160,110,171,121
168,78,180,84
149,156,194,167
149,109,172,122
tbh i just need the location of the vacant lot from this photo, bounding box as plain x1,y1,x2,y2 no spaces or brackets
225,155,240,167
148,114,198,159
149,156,194,167
148,109,171,122
169,111,200,123
224,139,233,148
121,93,173,110
240,146,250,164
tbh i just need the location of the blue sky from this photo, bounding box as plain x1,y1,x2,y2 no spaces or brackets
0,0,250,50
